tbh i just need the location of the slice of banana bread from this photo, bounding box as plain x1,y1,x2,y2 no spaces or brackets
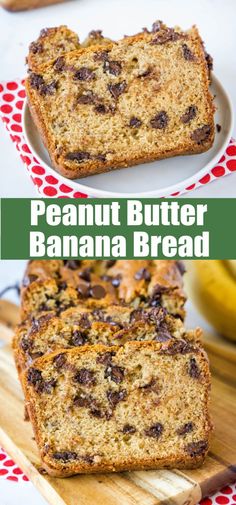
14,304,199,376
27,26,81,71
26,22,214,179
21,260,186,319
22,340,211,476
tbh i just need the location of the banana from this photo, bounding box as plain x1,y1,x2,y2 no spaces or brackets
186,260,236,342
225,260,236,280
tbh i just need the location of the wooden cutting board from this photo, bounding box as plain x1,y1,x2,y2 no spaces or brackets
0,301,235,505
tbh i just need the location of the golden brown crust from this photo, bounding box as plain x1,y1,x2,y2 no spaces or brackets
20,260,186,320
22,341,212,477
25,25,215,179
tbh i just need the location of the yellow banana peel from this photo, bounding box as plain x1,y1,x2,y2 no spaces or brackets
186,260,236,342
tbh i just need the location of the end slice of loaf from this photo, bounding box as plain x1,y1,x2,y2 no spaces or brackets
22,340,212,477
20,260,186,319
26,23,215,179
27,26,81,71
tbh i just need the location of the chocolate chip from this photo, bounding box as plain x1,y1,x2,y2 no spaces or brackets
216,124,221,133
111,275,121,288
53,353,67,369
27,368,56,393
145,423,163,438
54,56,65,72
41,80,58,96
155,330,172,342
40,28,50,38
30,41,43,54
96,351,115,365
65,151,91,163
152,21,162,32
149,284,168,306
103,60,122,76
161,340,195,355
185,440,208,457
106,260,116,268
29,73,44,90
108,81,127,99
22,274,38,287
79,268,91,283
89,285,106,299
134,268,151,281
205,52,213,71
58,281,67,292
105,365,124,384
106,389,127,407
77,284,90,298
64,260,81,270
177,422,194,436
150,111,169,129
191,125,211,144
138,67,152,78
151,29,181,45
53,451,77,462
71,330,88,346
140,379,159,393
77,92,95,105
74,368,96,386
189,357,201,378
89,29,103,39
20,337,32,352
90,407,104,418
180,106,197,124
93,50,109,62
182,44,196,61
74,391,93,408
129,117,142,128
80,314,91,328
27,368,42,387
94,104,108,114
96,154,107,162
122,424,136,434
74,67,95,81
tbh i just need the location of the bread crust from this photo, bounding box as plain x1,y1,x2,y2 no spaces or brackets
25,26,215,179
20,260,186,319
21,341,212,477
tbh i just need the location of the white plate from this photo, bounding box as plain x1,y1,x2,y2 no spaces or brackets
23,74,234,197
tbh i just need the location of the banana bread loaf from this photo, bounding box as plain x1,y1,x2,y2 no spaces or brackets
21,260,186,319
22,340,211,477
14,304,200,376
25,22,215,179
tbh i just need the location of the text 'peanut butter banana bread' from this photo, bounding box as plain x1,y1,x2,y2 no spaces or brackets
25,22,215,179
22,341,211,477
20,260,186,319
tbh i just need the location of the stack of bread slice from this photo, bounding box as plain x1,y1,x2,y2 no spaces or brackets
25,21,215,179
13,259,212,477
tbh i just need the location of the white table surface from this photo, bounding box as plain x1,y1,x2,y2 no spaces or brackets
0,0,236,197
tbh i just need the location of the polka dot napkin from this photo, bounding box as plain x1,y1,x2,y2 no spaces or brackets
0,79,236,198
0,447,235,504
